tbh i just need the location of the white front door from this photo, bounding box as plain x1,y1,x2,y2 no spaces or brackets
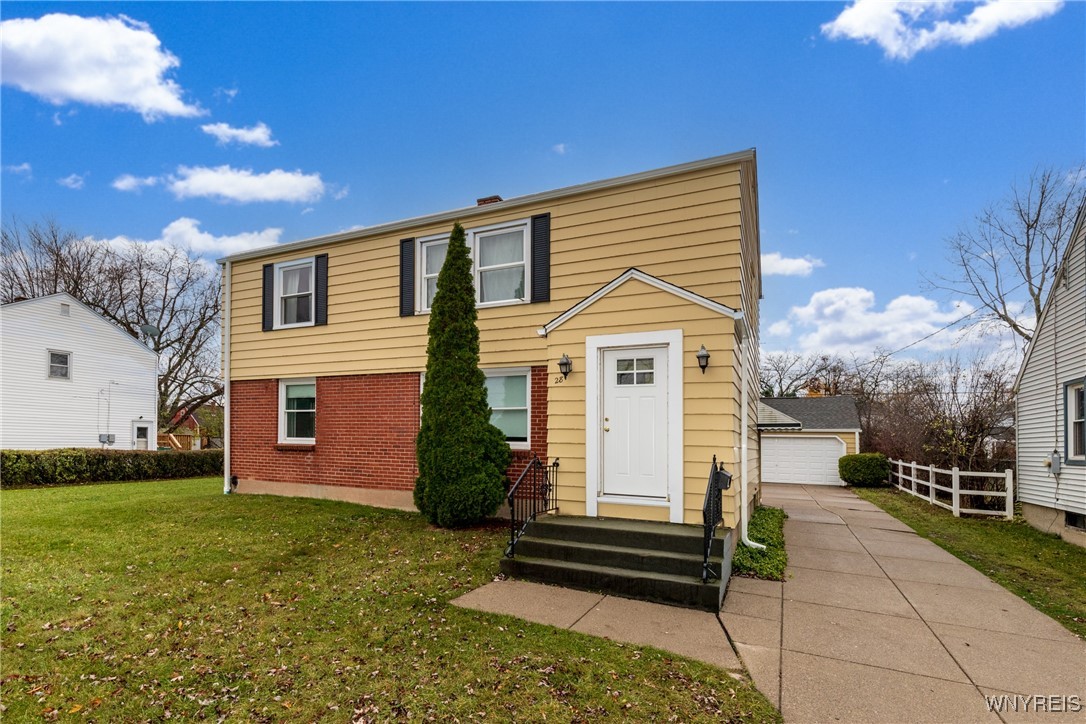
601,347,669,498
133,422,151,450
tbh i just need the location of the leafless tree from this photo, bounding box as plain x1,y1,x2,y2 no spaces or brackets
759,352,824,397
928,166,1084,344
2,218,222,432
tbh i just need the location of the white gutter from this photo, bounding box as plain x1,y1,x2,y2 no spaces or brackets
222,260,232,494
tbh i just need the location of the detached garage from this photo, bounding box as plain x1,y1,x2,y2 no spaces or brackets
759,396,862,486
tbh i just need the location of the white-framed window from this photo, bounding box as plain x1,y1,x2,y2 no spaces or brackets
279,378,316,444
1068,381,1085,462
274,258,315,329
417,219,530,312
48,350,71,380
484,368,530,450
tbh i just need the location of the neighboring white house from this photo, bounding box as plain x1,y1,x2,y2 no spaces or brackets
0,293,158,451
1014,205,1086,548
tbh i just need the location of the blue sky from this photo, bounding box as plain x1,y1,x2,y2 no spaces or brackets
2,1,1082,360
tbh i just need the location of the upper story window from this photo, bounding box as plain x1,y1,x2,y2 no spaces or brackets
274,258,315,329
48,350,71,380
418,220,530,312
1069,381,1085,462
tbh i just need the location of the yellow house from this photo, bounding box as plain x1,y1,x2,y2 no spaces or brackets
220,150,764,609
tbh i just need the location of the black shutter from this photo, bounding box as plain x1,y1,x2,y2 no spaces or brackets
399,238,415,317
531,213,551,303
314,254,328,326
261,263,275,331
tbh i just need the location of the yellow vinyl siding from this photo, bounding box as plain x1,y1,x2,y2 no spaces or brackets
542,279,742,526
228,162,744,381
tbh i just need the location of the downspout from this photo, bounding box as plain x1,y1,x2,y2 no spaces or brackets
739,321,765,550
222,260,232,494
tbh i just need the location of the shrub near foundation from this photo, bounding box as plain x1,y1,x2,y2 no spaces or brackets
839,452,890,487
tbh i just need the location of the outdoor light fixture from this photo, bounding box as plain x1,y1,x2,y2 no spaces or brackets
558,353,573,379
696,345,711,373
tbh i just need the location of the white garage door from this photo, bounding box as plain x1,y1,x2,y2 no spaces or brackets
762,435,846,486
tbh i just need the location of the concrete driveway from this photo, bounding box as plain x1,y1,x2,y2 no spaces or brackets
721,483,1086,723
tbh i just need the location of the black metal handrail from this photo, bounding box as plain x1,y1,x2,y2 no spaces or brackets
702,455,732,583
505,456,559,557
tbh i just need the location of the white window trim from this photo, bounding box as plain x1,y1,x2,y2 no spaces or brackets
279,377,316,444
273,257,316,330
47,349,72,381
1068,381,1085,462
416,218,531,313
484,367,531,451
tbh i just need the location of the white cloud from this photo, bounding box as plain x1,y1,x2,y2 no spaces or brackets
822,0,1064,61
761,252,825,277
167,165,325,203
200,121,278,148
4,162,32,175
768,320,793,337
58,173,85,189
0,13,204,120
552,143,568,155
112,174,159,192
301,207,314,215
97,217,282,258
784,287,976,355
333,185,349,201
214,86,239,102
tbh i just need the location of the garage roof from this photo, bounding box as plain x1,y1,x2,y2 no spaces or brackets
759,396,861,431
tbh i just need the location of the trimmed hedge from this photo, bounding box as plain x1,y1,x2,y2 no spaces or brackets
1,448,223,489
839,452,890,487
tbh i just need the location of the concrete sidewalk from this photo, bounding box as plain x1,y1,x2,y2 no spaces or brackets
451,579,743,671
723,483,1086,722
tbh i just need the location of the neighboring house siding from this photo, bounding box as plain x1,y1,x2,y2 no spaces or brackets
228,163,745,379
1016,225,1086,515
230,367,549,491
0,295,158,450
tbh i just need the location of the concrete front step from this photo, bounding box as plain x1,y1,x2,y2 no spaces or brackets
499,555,723,610
514,536,705,577
501,516,734,611
525,515,727,557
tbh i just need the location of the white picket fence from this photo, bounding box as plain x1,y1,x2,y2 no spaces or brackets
889,459,1014,520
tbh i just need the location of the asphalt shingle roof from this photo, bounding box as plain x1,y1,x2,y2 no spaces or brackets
759,396,861,431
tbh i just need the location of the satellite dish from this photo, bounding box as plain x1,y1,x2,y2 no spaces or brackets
139,324,161,338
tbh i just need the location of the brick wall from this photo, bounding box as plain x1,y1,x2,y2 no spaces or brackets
230,366,548,491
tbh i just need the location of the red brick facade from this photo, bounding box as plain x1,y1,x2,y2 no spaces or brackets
230,366,548,492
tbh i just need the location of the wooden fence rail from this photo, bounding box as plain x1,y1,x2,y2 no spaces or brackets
888,459,1014,520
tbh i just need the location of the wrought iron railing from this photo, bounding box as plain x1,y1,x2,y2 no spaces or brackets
505,456,559,558
702,455,732,583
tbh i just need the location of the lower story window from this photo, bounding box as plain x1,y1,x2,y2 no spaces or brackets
280,378,316,443
484,369,529,448
1068,381,1085,461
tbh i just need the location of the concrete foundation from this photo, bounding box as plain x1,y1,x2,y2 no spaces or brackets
1020,501,1086,548
236,478,417,511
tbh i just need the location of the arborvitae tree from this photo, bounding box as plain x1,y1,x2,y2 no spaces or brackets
414,221,512,526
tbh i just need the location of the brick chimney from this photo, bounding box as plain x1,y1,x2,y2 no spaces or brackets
476,195,503,206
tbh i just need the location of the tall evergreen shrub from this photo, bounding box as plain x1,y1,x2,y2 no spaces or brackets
415,222,512,526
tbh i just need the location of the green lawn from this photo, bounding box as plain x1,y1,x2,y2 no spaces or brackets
854,487,1086,639
731,506,787,581
1,478,779,721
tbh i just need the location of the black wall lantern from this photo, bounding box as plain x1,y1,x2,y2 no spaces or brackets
558,353,573,379
696,345,711,374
